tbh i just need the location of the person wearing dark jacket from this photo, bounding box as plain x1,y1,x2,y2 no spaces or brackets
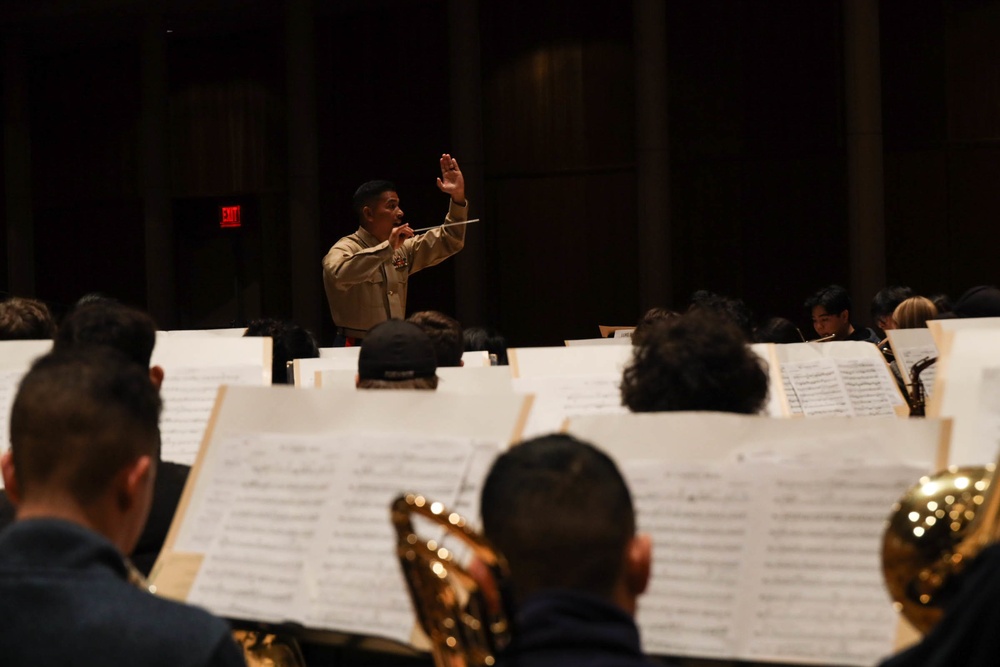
480,433,658,667
0,350,243,666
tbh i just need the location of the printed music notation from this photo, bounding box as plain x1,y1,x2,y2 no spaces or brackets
0,368,29,458
158,365,265,465
782,358,899,417
621,459,923,666
184,432,495,644
512,374,628,439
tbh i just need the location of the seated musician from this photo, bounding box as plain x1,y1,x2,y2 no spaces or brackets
408,310,464,367
870,285,913,334
356,319,439,390
244,317,320,385
621,309,768,414
0,349,244,666
0,300,187,577
480,433,657,667
804,284,880,342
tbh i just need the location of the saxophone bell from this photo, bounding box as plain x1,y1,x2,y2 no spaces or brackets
392,493,512,667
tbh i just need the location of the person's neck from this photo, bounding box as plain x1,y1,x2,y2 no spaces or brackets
362,222,391,244
16,497,127,553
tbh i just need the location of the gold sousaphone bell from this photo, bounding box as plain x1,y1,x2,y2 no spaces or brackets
391,493,512,667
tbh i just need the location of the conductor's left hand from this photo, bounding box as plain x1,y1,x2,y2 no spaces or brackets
436,153,466,205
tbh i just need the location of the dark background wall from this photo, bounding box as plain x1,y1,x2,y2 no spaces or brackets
1,0,997,346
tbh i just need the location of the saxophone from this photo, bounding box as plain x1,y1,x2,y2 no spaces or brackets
391,493,512,667
905,356,938,418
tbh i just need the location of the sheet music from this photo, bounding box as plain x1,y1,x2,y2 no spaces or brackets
782,371,802,415
739,464,916,665
624,462,750,659
0,368,28,454
513,374,627,438
159,365,265,465
186,432,479,644
977,367,1000,463
782,358,896,417
622,458,924,666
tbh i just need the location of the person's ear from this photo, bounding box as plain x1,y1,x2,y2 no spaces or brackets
1,451,21,506
460,359,465,367
839,310,850,324
149,365,164,391
362,205,374,224
116,455,153,513
355,373,360,388
625,533,652,597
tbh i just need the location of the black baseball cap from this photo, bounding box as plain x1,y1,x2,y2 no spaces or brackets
358,319,438,381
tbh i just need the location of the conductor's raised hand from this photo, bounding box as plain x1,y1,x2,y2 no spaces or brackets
436,153,466,205
389,223,414,250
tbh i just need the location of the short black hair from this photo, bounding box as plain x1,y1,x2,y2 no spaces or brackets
55,302,157,369
871,286,913,321
480,434,635,602
352,180,396,219
11,349,162,504
804,284,852,316
462,326,508,366
244,318,319,385
408,311,464,367
621,310,769,414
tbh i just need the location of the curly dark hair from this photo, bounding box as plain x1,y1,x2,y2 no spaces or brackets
621,310,769,414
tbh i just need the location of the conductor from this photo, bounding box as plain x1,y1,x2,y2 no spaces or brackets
322,154,468,345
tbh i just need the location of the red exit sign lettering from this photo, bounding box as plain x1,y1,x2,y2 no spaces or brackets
220,205,241,228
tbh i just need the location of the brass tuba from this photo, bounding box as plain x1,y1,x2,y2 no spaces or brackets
882,461,997,633
391,493,512,667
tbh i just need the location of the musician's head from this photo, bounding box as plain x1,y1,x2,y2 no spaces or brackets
632,306,679,346
687,290,753,340
356,319,438,390
0,297,56,341
893,296,938,329
408,310,464,367
245,318,319,385
621,309,769,414
871,286,913,332
753,316,804,344
54,301,162,388
1,349,162,555
462,325,508,366
480,434,650,614
804,284,853,338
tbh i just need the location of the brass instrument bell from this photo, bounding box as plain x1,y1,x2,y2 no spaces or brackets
392,493,511,667
882,464,996,633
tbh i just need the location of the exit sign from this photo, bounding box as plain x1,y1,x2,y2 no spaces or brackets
220,205,241,228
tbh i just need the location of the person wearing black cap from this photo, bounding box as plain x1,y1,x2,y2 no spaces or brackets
355,319,439,390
